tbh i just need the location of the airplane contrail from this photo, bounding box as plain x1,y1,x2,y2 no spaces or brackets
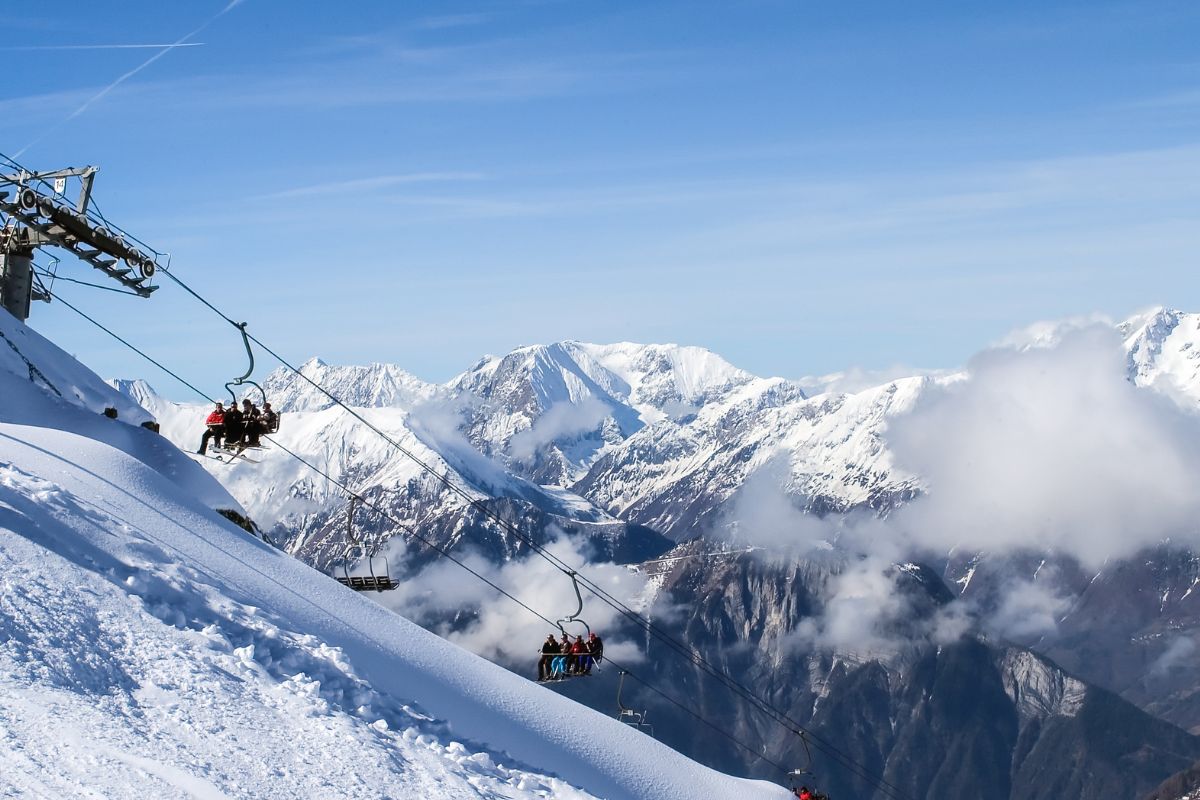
15,0,246,158
1,43,207,51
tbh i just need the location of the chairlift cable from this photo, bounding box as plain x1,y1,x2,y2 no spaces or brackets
151,266,916,800
57,262,916,800
47,291,212,402
42,285,805,784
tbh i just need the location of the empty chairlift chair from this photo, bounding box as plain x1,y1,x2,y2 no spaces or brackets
615,670,654,736
331,497,399,593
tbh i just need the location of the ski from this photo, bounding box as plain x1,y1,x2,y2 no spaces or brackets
191,451,260,465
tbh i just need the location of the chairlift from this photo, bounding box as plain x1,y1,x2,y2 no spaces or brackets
538,572,599,681
332,497,398,592
787,733,831,799
615,669,654,736
216,320,283,452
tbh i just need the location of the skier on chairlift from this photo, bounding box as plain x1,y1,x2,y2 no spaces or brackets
585,631,603,673
242,398,264,447
537,634,561,682
262,401,279,434
197,401,225,455
569,635,588,674
222,402,245,449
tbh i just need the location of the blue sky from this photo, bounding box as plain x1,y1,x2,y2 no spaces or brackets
5,1,1200,395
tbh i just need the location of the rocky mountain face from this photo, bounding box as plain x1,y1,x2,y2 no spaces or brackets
553,546,1200,800
118,306,1200,799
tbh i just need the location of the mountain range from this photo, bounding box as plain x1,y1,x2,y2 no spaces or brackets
108,305,1200,799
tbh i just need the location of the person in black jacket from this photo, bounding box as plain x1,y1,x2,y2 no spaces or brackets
537,634,561,681
262,401,279,434
222,403,245,450
242,399,264,447
584,632,603,674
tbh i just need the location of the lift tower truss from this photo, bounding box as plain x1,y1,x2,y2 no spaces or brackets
0,164,161,321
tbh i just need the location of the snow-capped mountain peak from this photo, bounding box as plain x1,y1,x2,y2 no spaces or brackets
263,358,445,413
1119,307,1200,401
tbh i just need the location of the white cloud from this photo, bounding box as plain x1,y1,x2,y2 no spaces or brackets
1150,635,1196,677
811,554,907,654
714,457,834,552
508,397,611,462
886,325,1200,569
373,532,650,669
983,573,1072,642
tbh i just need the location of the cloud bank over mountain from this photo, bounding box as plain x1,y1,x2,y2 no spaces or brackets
887,324,1200,569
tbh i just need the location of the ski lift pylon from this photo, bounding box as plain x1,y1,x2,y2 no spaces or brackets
332,496,398,592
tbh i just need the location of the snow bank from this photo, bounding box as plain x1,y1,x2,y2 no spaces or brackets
0,312,241,514
0,423,786,800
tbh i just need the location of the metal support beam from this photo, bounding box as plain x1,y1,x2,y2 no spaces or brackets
0,164,161,320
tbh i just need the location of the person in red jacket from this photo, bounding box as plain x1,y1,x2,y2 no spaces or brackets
197,402,226,455
569,635,588,674
794,787,813,800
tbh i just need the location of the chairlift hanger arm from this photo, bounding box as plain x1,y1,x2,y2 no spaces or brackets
223,322,267,405
555,570,591,637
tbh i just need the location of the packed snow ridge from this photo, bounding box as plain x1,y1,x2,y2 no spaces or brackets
0,311,785,799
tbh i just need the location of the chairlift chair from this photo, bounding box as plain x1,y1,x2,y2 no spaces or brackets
615,670,654,736
331,497,399,592
335,555,398,592
787,733,823,797
217,320,274,453
548,571,597,678
537,572,599,682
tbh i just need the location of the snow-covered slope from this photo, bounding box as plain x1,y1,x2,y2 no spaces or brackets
1121,308,1200,403
0,424,782,799
450,340,932,539
0,309,785,800
1,312,240,515
576,375,928,538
